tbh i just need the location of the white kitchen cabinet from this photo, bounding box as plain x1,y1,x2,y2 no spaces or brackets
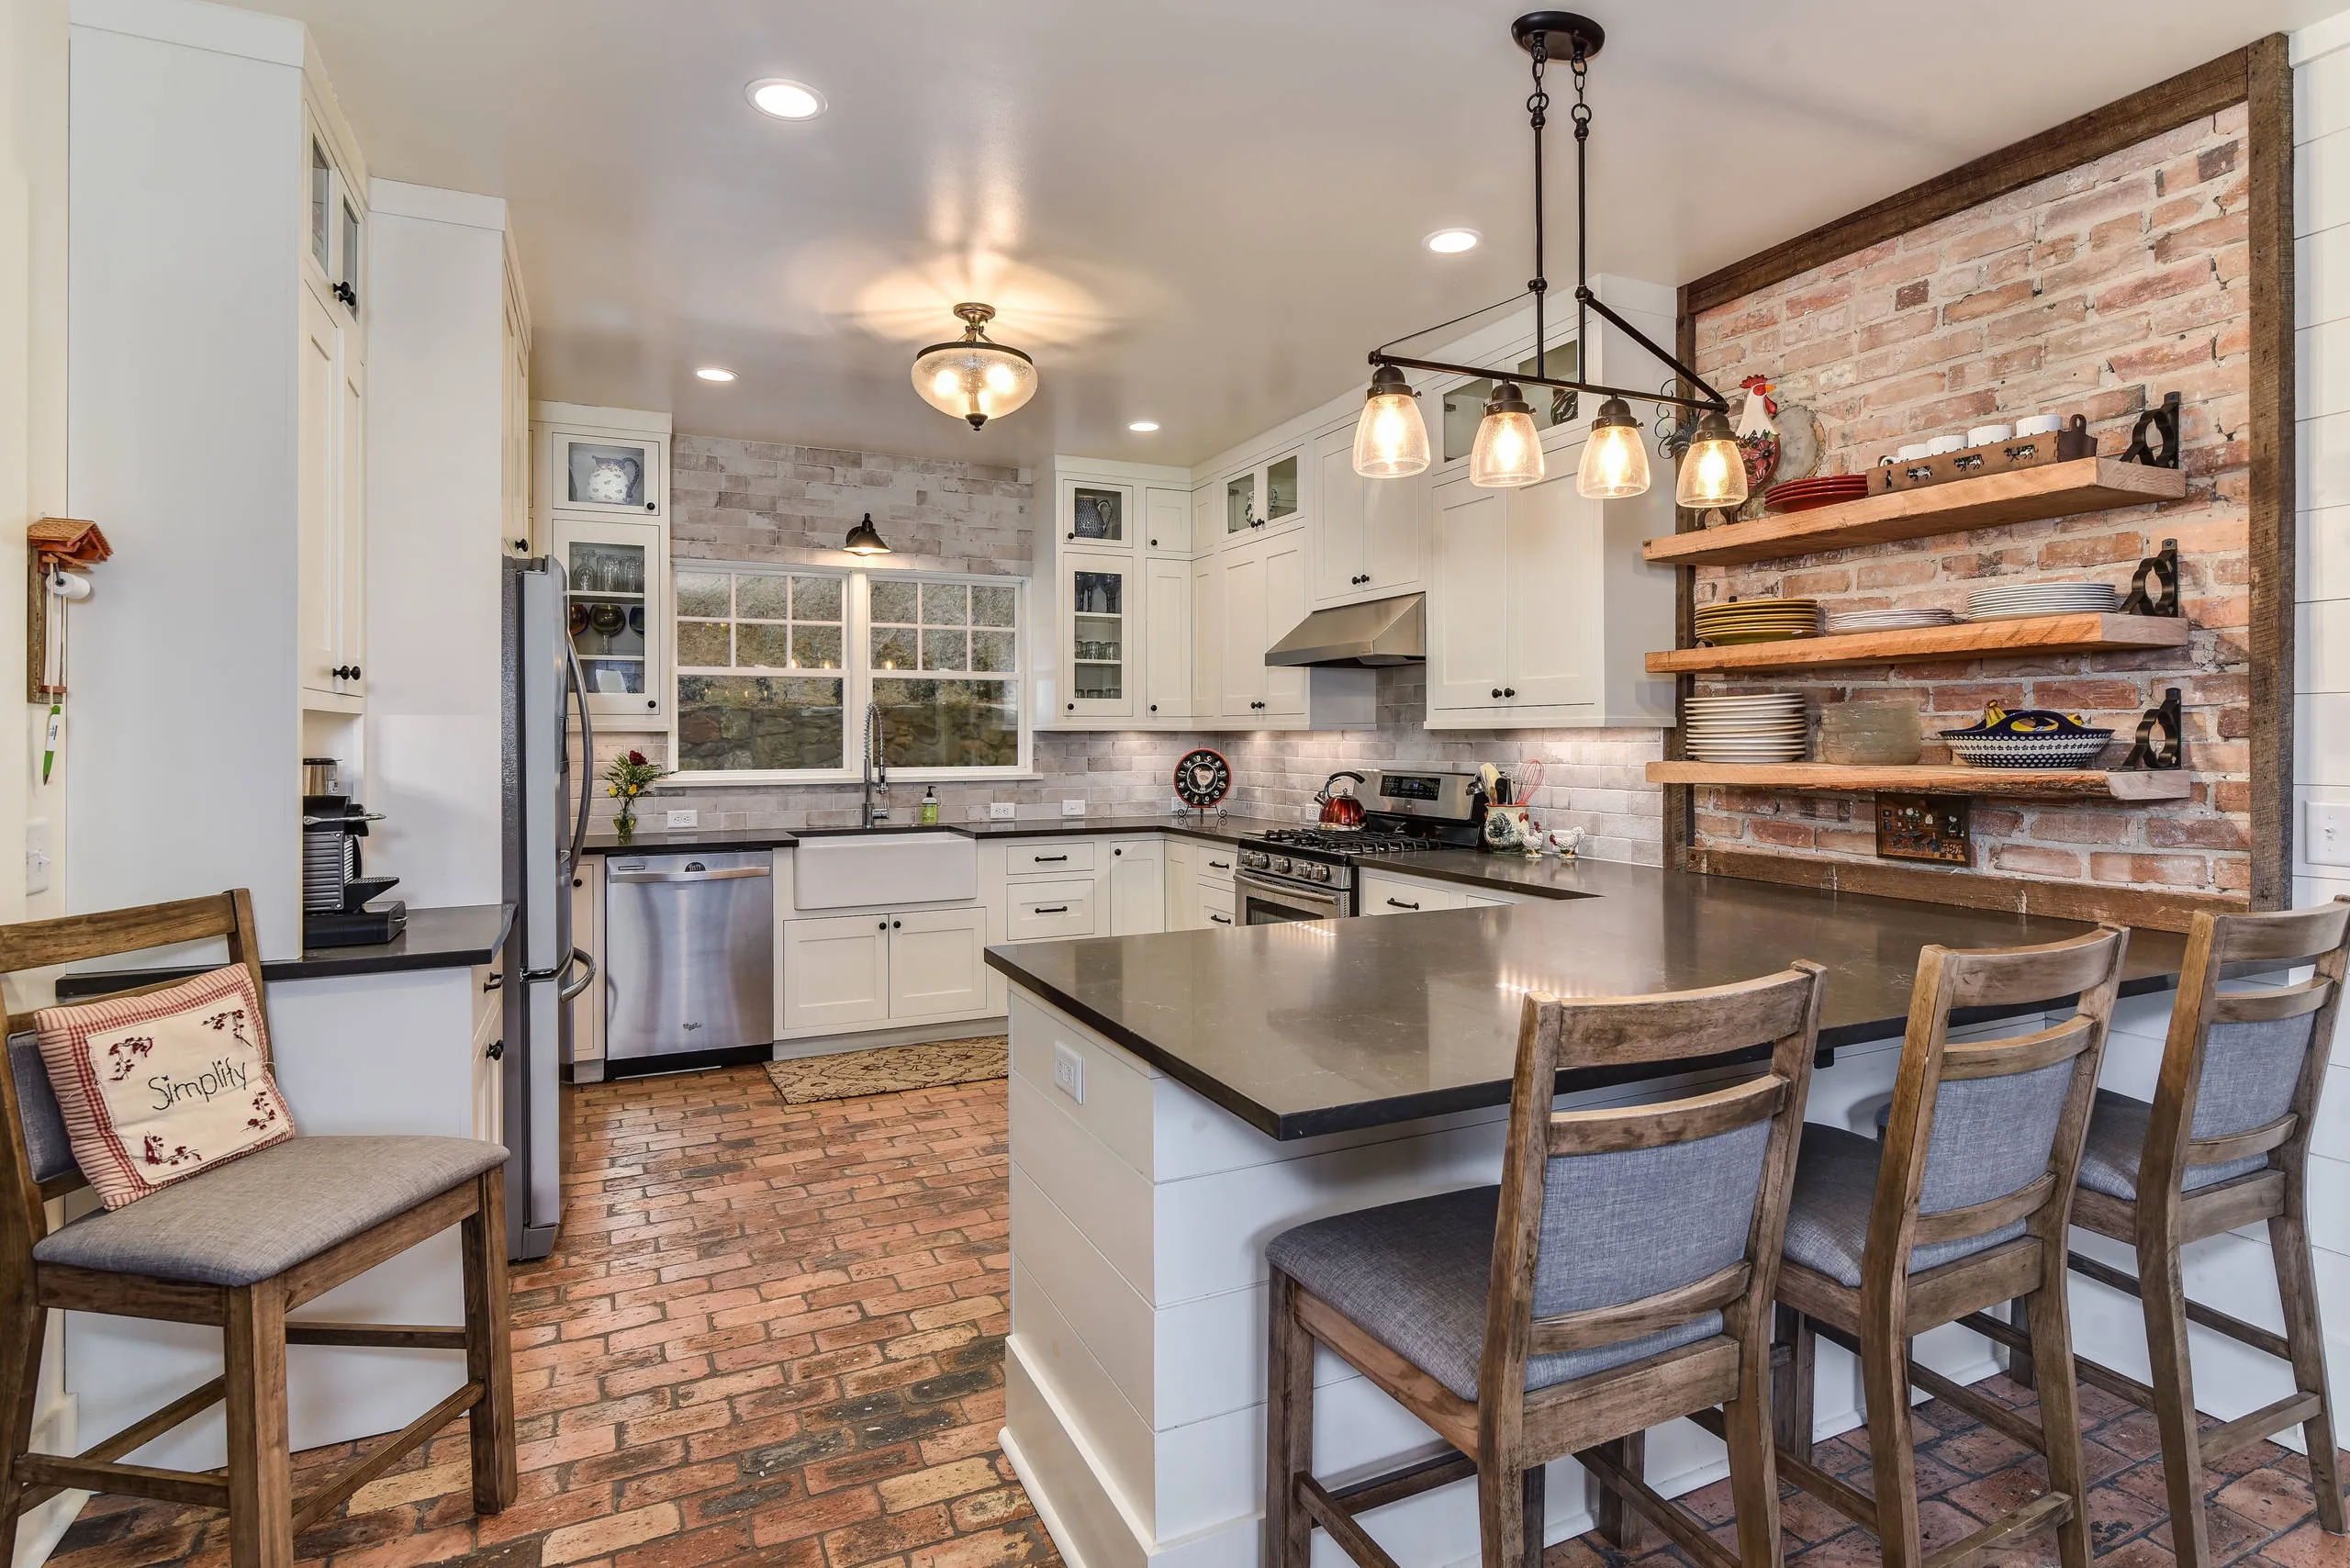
543,422,664,520
1198,894,1237,930
1108,840,1165,935
555,515,668,727
1143,558,1193,722
503,274,532,555
1312,424,1427,607
1058,548,1137,722
1191,556,1222,722
886,908,990,1019
1216,530,1308,721
1502,471,1603,708
1219,447,1304,543
569,856,605,1075
1360,872,1467,915
1057,477,1131,546
780,914,894,1032
297,269,367,707
1006,879,1099,942
470,982,504,1145
1144,486,1191,556
1192,484,1220,557
1429,479,1513,711
1261,532,1308,721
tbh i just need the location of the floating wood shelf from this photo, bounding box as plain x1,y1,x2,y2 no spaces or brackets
1648,611,2190,676
1647,761,2193,801
1642,458,2188,568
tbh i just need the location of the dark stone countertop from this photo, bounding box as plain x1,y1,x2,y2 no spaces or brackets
54,903,518,997
983,865,2188,1141
581,814,1294,856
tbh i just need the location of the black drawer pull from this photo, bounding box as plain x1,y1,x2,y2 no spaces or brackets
1386,898,1421,911
1035,854,1069,862
1209,913,1232,924
1208,859,1229,870
1033,904,1069,914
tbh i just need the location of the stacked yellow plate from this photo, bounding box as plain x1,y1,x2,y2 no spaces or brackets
1695,598,1821,646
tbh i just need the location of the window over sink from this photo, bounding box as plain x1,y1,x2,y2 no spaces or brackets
672,566,1028,782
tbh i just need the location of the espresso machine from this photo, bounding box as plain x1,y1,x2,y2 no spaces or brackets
301,756,407,946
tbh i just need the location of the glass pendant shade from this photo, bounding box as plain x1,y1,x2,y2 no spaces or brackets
911,303,1037,430
843,513,892,555
1576,397,1651,498
1469,382,1544,487
1675,409,1749,510
1351,364,1430,478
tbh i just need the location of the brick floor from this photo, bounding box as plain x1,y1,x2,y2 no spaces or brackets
39,1065,2350,1568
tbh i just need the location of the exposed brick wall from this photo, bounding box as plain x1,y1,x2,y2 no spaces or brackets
587,437,1667,863
1689,106,2253,898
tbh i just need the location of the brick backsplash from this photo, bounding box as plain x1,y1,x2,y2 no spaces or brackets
1689,106,2252,897
588,435,1666,865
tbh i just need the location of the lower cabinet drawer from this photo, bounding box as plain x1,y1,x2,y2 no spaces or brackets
1198,892,1236,930
1359,873,1462,915
1010,842,1097,876
1006,879,1099,941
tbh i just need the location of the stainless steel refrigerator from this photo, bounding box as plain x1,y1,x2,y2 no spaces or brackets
500,556,595,1260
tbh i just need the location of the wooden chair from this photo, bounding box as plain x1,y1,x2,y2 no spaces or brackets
1264,962,1827,1568
0,892,518,1568
2047,899,2350,1567
1770,924,2128,1568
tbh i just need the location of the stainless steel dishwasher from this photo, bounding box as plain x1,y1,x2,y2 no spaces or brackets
603,850,775,1070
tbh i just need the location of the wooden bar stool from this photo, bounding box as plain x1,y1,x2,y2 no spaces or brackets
0,893,519,1568
2045,899,2350,1567
1772,925,2128,1568
1264,962,1827,1568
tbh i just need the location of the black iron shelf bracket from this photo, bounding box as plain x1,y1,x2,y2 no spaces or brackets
2121,391,2182,468
2124,687,2186,771
2117,538,2181,619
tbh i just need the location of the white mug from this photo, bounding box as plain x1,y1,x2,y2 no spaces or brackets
1928,434,1965,455
1896,442,1932,462
1968,423,2015,446
2016,414,2062,437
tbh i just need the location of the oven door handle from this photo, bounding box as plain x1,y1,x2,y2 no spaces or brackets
1234,869,1348,919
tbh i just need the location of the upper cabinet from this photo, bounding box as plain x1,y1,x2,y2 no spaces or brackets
537,404,674,731
1031,456,1192,730
1219,447,1304,543
1310,424,1428,608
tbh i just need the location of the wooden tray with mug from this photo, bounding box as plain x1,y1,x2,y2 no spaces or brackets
1872,414,2094,496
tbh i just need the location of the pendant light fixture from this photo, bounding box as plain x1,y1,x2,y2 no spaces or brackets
1349,13,1730,500
911,303,1037,431
843,513,892,555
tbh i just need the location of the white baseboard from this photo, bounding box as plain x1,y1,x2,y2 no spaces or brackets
772,1017,1009,1060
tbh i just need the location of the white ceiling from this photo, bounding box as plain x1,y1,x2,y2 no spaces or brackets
245,0,2334,469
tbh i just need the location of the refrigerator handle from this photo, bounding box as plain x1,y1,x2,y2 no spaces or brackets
565,639,595,871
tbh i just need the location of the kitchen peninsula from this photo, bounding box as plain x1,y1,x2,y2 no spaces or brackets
982,875,2193,1568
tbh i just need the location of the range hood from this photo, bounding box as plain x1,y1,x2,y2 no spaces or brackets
1265,594,1425,667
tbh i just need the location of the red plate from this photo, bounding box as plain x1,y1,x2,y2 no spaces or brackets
1769,491,1865,514
1767,476,1866,497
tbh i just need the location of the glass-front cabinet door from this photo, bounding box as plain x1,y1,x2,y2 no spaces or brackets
1222,448,1305,541
559,516,667,726
1060,551,1134,721
1058,478,1129,544
546,426,665,518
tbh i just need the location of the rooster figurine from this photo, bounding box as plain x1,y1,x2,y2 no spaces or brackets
1735,375,1781,499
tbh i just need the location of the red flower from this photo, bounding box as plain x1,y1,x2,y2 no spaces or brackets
627,750,648,767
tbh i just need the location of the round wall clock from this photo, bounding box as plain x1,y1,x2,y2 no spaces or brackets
1173,748,1232,811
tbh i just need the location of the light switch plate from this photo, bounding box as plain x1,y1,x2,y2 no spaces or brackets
666,809,699,829
1061,799,1087,817
1052,1042,1084,1103
2311,801,2350,868
990,801,1017,821
24,817,50,896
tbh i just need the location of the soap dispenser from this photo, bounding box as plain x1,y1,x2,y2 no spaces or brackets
920,786,940,826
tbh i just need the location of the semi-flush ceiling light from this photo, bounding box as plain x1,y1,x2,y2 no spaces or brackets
1576,396,1650,498
843,513,892,555
911,302,1037,431
1127,420,1160,432
1424,228,1482,254
1351,363,1430,478
1469,383,1543,487
1674,409,1750,510
1349,13,1731,498
695,365,737,383
747,78,826,119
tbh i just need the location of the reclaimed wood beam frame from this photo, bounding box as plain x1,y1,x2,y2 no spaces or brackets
1666,38,2294,920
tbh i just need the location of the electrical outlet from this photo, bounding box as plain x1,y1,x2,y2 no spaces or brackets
2311,801,2350,868
1061,799,1087,817
990,801,1017,821
24,818,50,897
1052,1041,1085,1104
666,809,699,829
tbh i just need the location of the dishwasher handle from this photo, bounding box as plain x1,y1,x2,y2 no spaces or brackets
608,866,773,884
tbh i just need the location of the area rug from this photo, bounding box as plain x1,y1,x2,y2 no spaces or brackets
763,1036,1008,1104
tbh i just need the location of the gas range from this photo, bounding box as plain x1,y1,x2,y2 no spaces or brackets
1230,768,1483,917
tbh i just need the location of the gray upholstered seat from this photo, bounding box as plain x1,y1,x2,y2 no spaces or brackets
1267,1117,1772,1401
2077,1089,2274,1201
33,1135,507,1286
6,1028,73,1186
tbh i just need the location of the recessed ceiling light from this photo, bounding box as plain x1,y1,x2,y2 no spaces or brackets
747,78,826,119
1127,420,1159,432
1423,228,1481,254
695,365,738,383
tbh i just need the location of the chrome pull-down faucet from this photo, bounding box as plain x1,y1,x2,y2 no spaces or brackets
863,702,890,827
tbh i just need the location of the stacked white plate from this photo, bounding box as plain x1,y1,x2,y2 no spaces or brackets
1822,607,1961,634
1685,693,1809,763
1965,581,2119,622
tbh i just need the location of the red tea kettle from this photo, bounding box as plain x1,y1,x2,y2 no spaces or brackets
1315,770,1367,829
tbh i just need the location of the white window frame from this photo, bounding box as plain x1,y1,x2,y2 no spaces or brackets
668,564,1033,785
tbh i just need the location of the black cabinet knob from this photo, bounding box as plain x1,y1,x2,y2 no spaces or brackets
333,280,358,310
486,1039,504,1060
892,919,901,929
330,664,364,680
1149,704,1158,712
645,501,657,511
878,920,888,930
511,538,530,553
1113,847,1123,857
1068,701,1076,711
1149,538,1158,547
1492,688,1504,699
647,699,658,710
1505,687,1516,698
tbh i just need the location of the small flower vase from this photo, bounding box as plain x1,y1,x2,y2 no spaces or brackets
613,804,636,845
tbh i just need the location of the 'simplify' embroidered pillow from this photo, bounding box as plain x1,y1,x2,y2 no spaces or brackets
35,965,297,1209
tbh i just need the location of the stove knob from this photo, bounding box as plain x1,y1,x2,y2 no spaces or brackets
1243,851,1265,869
1311,864,1330,883
1272,857,1292,875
